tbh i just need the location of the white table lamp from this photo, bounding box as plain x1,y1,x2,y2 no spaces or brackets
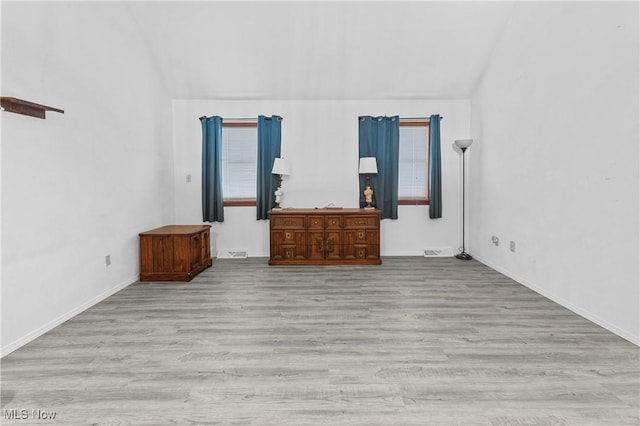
272,158,291,209
358,157,378,209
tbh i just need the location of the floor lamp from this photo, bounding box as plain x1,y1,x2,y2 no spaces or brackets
454,139,473,260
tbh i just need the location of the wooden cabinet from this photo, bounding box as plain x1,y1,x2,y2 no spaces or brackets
139,225,212,282
269,209,381,265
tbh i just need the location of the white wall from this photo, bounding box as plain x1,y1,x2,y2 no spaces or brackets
1,3,175,355
172,100,470,257
470,2,639,344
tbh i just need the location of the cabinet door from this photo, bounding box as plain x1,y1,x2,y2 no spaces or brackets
288,230,307,260
270,230,285,261
325,215,343,260
271,230,306,261
307,230,325,260
307,215,325,260
190,234,202,270
325,230,342,260
141,235,174,273
363,230,380,259
201,230,211,264
271,214,306,262
343,230,359,260
343,229,379,260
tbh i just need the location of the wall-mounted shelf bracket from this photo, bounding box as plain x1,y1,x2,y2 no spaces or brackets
1,97,64,119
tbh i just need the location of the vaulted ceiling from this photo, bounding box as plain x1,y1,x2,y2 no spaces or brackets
125,1,515,100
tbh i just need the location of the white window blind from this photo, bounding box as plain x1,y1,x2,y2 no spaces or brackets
222,126,257,199
398,125,428,199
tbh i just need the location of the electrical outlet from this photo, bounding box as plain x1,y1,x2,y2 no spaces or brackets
105,254,111,266
510,241,516,252
186,174,192,183
491,235,499,246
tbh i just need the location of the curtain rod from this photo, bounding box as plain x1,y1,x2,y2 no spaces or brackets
222,116,439,121
358,116,443,121
223,117,282,121
403,116,443,120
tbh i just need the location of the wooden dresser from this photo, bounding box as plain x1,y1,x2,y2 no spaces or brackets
139,225,212,282
268,209,381,265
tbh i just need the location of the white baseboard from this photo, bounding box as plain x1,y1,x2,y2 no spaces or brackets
472,253,640,347
1,276,137,358
381,250,426,256
241,252,448,258
220,252,267,258
242,252,447,258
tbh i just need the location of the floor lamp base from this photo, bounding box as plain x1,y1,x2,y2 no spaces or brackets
455,251,473,260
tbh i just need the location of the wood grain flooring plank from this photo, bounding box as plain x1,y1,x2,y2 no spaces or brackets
1,257,638,425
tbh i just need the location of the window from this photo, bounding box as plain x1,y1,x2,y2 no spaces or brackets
398,120,429,205
222,122,257,206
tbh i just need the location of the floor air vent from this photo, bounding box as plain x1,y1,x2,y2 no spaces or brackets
217,250,248,259
423,248,454,257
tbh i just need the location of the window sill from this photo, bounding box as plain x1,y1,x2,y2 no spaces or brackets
398,199,429,206
224,199,256,207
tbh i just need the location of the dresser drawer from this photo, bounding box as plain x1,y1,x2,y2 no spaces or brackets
326,216,342,229
272,216,305,229
308,216,324,229
345,215,378,228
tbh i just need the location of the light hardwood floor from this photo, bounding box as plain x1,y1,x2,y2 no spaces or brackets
1,258,638,425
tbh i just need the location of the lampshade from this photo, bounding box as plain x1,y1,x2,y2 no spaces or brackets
454,139,474,149
358,157,378,174
272,158,291,175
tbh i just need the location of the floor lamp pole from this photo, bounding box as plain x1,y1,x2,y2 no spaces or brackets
454,139,473,260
